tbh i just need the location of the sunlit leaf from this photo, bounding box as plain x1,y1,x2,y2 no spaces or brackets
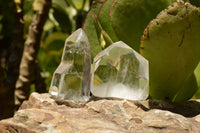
67,0,85,11
23,14,33,37
83,0,90,11
43,19,55,32
33,0,43,11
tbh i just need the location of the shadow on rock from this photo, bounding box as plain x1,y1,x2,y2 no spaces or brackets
148,100,200,117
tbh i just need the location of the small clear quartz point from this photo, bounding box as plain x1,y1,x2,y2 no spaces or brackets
91,41,149,100
49,28,91,102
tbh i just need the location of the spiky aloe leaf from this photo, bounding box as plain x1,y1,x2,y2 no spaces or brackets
110,0,175,52
140,2,200,101
83,1,103,59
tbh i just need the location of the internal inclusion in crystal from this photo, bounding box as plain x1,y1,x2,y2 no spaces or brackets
91,41,149,100
49,29,91,102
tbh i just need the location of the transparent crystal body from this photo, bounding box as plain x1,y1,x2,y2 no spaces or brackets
49,29,91,102
91,41,149,100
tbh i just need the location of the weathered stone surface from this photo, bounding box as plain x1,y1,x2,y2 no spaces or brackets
0,92,200,133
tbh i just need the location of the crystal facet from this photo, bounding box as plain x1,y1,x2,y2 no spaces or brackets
49,29,91,102
91,41,149,100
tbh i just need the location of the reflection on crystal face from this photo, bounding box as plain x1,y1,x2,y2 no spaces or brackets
49,28,91,102
91,41,149,100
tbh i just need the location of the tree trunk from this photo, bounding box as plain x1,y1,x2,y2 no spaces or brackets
15,0,52,108
0,0,24,120
6,0,24,114
0,67,13,120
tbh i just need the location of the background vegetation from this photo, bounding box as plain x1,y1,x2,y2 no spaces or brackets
0,0,92,119
0,0,199,119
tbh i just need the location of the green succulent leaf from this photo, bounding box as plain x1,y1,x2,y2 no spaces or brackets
83,1,103,59
194,63,200,88
93,13,113,49
110,0,176,52
97,0,118,42
173,73,198,102
101,30,113,49
140,2,200,101
193,62,200,98
92,14,102,42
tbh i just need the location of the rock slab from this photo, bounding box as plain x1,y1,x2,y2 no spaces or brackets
0,92,200,133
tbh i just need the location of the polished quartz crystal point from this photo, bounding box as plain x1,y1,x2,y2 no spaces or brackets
49,28,91,102
91,41,149,100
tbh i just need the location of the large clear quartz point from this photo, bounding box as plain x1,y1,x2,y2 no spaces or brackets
91,41,149,100
49,28,91,102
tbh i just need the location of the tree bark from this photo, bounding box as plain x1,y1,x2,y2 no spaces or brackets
0,66,12,120
7,0,24,86
6,0,24,114
0,0,24,120
15,0,52,107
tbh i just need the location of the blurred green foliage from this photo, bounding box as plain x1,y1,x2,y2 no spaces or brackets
36,0,91,90
17,0,91,90
83,0,200,101
0,0,199,100
0,0,14,53
28,0,200,99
